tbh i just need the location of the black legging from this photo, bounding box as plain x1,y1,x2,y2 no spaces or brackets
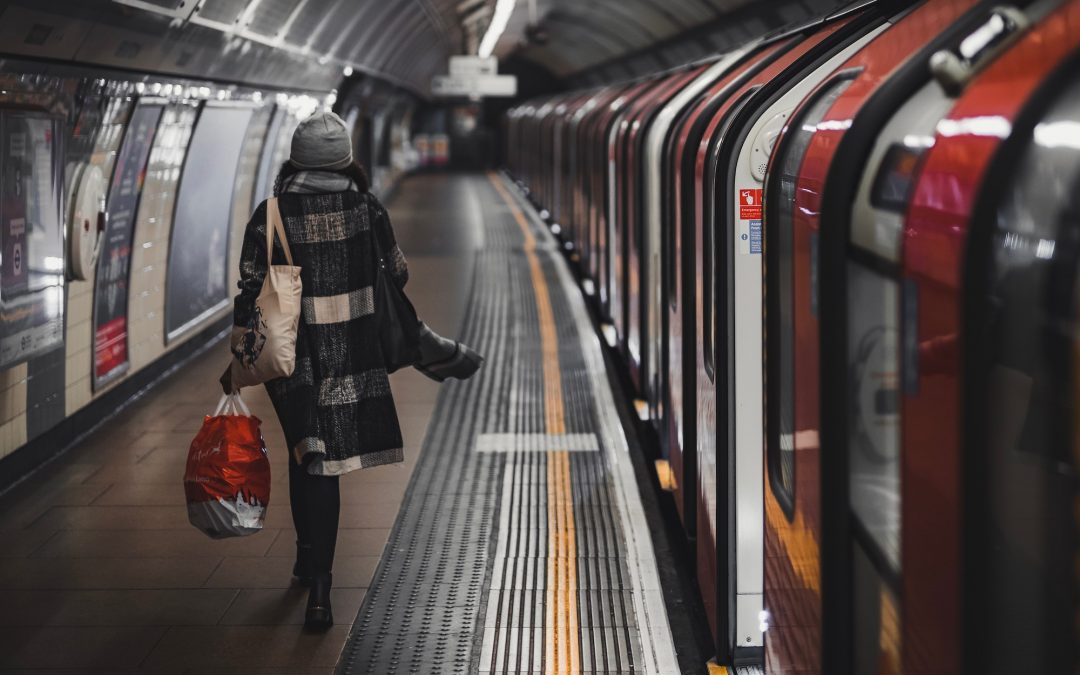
288,455,340,577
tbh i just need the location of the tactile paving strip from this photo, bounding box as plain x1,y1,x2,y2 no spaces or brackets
337,175,677,674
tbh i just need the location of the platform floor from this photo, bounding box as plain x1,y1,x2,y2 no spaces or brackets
0,173,680,673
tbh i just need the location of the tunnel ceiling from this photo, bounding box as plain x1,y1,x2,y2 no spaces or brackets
3,0,843,94
104,0,464,94
505,0,749,76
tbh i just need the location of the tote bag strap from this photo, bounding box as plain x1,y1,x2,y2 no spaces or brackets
265,197,295,266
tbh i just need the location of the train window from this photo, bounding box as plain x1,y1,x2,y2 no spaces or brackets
766,75,854,515
968,73,1080,673
847,262,901,574
703,139,717,383
870,143,924,213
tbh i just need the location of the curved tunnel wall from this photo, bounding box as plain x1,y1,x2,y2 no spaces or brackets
0,60,415,483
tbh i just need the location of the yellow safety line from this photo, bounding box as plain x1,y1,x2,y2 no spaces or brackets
489,172,579,675
706,661,729,675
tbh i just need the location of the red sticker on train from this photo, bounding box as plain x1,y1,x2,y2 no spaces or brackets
739,188,763,220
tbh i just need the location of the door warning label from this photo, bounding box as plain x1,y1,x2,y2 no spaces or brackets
739,188,763,220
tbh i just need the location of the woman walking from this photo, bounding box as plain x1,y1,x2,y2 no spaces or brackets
223,111,408,631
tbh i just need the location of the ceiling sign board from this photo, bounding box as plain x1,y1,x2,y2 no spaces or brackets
449,55,498,76
432,73,517,97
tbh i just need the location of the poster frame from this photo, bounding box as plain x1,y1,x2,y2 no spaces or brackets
91,96,166,391
163,99,258,345
0,105,69,369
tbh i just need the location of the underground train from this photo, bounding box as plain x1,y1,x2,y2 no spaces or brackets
504,0,1080,671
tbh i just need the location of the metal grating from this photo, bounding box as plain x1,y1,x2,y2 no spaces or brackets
194,0,251,25
245,0,303,37
337,174,678,674
281,0,340,47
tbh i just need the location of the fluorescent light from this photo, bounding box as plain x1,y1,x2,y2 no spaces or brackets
478,0,516,58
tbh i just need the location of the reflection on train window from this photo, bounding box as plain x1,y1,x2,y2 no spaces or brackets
847,262,901,574
766,76,853,512
0,111,66,367
870,143,924,213
973,75,1080,673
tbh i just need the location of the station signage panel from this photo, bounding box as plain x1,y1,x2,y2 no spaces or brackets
432,73,517,97
449,56,498,76
433,56,517,97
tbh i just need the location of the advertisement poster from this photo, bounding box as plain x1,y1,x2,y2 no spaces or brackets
93,102,162,386
0,111,66,367
166,104,253,342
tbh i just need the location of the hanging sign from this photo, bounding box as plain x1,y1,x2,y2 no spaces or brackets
432,73,518,97
449,56,498,76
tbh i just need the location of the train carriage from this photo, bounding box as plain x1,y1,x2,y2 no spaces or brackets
502,0,1080,669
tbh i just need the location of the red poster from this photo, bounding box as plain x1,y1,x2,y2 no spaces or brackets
94,317,127,378
739,188,763,220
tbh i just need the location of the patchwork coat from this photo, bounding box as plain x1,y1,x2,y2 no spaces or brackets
233,190,408,475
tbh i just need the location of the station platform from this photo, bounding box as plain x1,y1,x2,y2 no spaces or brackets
0,173,684,674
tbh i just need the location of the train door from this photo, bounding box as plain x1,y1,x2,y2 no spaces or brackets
962,39,1080,672
605,79,660,329
664,38,791,547
762,69,859,675
887,3,1080,672
580,87,626,292
612,73,692,389
821,2,1061,672
643,54,746,427
757,1,984,672
695,8,893,662
696,7,892,666
624,66,711,397
567,92,599,259
637,49,751,531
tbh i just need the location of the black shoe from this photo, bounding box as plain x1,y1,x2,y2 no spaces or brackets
293,543,313,587
304,573,333,632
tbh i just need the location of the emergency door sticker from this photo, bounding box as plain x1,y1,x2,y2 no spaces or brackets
738,188,764,255
739,188,762,219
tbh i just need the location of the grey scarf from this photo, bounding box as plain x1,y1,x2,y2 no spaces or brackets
281,170,359,195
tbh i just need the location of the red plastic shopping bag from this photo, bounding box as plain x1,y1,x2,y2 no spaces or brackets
184,393,271,538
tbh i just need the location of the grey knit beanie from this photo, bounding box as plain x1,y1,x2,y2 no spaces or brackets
289,111,353,171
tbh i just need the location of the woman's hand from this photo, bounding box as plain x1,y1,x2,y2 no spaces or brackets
220,364,235,395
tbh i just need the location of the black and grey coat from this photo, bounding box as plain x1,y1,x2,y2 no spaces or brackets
234,188,408,475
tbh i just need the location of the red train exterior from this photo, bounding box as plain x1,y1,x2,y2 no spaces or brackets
503,0,1080,669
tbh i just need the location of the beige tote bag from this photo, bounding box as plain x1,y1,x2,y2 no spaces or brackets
230,198,302,388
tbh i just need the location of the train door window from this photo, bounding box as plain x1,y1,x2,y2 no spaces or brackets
663,129,680,311
968,73,1080,674
765,75,854,513
846,263,901,572
702,144,716,382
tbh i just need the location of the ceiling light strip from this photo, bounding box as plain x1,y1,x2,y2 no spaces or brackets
478,0,516,57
